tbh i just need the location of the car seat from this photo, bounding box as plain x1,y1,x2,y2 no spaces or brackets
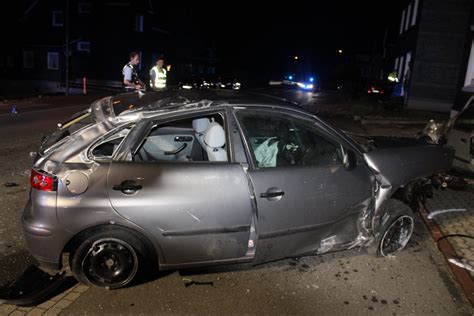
192,118,211,148
203,122,227,161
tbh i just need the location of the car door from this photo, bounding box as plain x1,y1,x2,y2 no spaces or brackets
447,101,474,172
234,108,375,263
107,111,254,266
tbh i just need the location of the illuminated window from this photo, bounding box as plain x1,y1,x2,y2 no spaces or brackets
23,51,34,69
78,2,91,13
134,15,144,32
52,11,64,27
47,52,59,70
405,4,412,31
411,0,419,26
399,10,406,34
77,41,91,52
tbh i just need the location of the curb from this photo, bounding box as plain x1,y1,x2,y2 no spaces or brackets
420,204,474,306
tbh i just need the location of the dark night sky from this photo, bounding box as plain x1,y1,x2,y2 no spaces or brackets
177,1,402,79
5,1,402,81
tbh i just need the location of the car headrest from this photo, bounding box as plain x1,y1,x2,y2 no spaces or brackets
192,118,210,133
204,123,226,148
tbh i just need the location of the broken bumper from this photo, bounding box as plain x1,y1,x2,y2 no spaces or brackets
0,265,74,307
22,200,71,271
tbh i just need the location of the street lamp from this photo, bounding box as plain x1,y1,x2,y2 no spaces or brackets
294,56,299,60
338,49,343,54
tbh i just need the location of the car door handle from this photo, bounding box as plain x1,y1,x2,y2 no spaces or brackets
174,136,193,142
460,138,467,143
113,180,142,194
260,189,285,199
164,143,187,155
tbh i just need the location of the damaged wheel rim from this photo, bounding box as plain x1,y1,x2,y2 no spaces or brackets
82,238,138,289
379,215,414,257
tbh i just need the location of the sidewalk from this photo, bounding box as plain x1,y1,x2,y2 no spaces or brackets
424,187,474,305
425,187,474,279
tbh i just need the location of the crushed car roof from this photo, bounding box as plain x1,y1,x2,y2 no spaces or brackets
109,89,301,116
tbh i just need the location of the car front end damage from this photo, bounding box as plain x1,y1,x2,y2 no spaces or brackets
356,143,454,249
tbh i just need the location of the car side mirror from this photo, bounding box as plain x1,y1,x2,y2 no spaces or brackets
343,149,357,171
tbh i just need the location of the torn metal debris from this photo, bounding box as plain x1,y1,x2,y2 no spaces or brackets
3,182,19,188
184,280,214,287
0,265,74,307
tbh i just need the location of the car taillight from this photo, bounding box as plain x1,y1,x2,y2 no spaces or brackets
31,169,56,191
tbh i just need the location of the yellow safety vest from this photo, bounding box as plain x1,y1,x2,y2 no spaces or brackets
150,66,167,89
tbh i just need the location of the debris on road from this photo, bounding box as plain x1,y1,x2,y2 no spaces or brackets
3,182,19,188
183,279,214,287
0,265,75,307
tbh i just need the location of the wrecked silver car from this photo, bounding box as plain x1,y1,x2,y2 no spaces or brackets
23,90,453,289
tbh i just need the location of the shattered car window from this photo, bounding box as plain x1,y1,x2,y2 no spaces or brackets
90,125,134,159
40,110,93,155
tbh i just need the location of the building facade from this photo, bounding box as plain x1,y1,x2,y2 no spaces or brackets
390,0,473,112
0,0,217,96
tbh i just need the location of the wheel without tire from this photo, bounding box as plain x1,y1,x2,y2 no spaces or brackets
71,229,147,289
375,199,415,257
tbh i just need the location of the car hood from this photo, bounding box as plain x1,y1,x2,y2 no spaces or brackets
364,144,454,189
368,136,433,149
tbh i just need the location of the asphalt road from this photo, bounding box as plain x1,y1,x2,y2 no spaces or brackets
250,87,340,106
0,92,472,315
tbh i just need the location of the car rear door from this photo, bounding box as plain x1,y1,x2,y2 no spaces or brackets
107,111,254,266
234,108,374,263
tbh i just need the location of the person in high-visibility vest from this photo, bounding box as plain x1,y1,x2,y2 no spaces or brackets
149,57,167,90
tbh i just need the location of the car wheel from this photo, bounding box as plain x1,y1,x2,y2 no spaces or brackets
376,199,415,257
71,229,147,289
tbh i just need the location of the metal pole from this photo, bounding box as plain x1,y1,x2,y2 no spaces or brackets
381,26,388,80
65,0,69,96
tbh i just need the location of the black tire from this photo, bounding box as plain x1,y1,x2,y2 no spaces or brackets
70,229,149,289
374,199,415,257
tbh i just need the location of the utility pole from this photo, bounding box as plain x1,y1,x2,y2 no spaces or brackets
65,0,70,96
381,26,388,80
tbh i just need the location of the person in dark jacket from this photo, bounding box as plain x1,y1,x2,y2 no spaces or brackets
122,51,145,91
